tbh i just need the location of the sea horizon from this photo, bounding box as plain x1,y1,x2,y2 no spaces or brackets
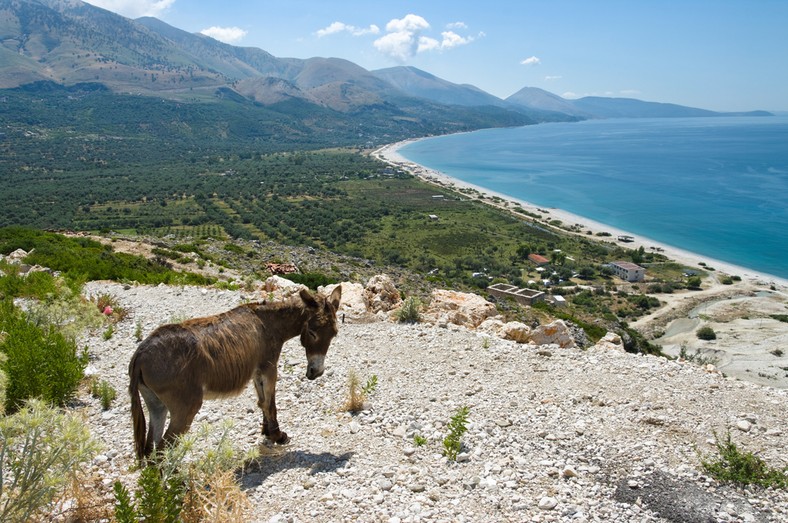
397,116,788,282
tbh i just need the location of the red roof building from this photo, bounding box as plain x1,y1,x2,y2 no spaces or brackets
528,253,550,265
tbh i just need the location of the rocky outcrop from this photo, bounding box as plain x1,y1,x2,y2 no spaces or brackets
529,319,576,348
591,331,626,352
262,275,307,300
478,318,531,343
362,274,402,314
423,289,499,329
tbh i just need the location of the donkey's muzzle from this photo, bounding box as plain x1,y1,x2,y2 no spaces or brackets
306,355,325,380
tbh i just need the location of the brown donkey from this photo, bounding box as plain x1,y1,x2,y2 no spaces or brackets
128,286,341,461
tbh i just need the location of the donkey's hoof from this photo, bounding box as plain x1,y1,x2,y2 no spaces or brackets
274,431,290,445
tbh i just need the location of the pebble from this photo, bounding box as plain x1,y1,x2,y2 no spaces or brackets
737,420,752,432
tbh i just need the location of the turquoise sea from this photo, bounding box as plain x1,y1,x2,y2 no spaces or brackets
399,117,788,280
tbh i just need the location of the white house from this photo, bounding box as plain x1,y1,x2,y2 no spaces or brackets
609,261,646,282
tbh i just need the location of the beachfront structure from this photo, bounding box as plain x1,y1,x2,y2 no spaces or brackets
528,253,550,266
609,261,646,282
487,283,545,306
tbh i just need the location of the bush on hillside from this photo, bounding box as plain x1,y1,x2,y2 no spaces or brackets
0,300,88,413
696,325,717,340
282,272,338,290
0,400,99,522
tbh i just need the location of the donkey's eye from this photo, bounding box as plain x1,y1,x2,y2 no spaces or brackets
308,330,318,341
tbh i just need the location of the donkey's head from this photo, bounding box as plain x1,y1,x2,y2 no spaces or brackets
299,286,342,380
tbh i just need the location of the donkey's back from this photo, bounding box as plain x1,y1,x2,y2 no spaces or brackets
134,305,266,397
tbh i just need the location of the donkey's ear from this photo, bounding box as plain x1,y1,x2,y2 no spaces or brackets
328,285,342,310
299,288,318,309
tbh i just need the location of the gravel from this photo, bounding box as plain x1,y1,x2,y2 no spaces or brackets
78,281,788,522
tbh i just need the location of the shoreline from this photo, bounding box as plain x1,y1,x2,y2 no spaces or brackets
374,137,788,390
373,139,788,291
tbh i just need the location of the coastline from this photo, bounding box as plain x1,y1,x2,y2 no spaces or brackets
373,137,788,389
373,139,788,291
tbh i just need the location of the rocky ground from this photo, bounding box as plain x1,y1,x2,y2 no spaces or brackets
75,280,788,523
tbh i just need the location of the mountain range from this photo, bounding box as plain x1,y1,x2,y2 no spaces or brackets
0,0,771,144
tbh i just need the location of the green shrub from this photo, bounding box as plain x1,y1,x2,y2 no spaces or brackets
90,378,117,410
0,300,89,413
442,406,470,461
0,227,214,287
701,431,788,489
696,325,717,340
0,400,99,522
395,296,422,323
115,421,249,522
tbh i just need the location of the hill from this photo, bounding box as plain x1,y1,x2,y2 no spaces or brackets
66,276,788,520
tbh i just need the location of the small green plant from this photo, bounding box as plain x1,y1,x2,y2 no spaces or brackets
102,324,115,340
701,431,788,489
134,319,144,341
395,296,422,323
696,325,717,340
0,400,99,522
413,434,427,447
678,343,718,366
482,337,490,349
343,370,365,413
90,378,117,410
442,405,470,461
94,292,128,322
362,374,378,395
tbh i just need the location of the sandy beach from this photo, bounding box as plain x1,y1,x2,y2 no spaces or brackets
373,139,788,389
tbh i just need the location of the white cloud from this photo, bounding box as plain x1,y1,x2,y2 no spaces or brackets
520,56,541,66
200,26,248,44
562,91,579,99
316,21,380,38
446,21,468,30
545,75,562,81
82,0,175,18
374,14,477,62
439,31,473,50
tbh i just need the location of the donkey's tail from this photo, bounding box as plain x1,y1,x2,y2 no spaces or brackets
128,353,147,462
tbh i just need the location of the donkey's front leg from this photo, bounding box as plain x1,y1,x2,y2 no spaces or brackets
253,367,289,444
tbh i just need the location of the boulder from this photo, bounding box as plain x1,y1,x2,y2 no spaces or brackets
363,275,402,314
262,275,307,300
501,321,532,343
590,331,625,352
478,319,531,343
7,248,28,262
529,320,576,349
423,289,499,329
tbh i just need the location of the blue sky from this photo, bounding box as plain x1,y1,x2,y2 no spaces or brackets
84,0,788,112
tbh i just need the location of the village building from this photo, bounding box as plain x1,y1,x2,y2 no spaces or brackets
528,253,550,265
609,261,646,282
487,283,545,306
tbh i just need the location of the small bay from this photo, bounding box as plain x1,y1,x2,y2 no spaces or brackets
400,117,788,280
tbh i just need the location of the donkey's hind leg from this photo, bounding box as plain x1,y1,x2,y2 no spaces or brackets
139,385,168,458
160,389,203,450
